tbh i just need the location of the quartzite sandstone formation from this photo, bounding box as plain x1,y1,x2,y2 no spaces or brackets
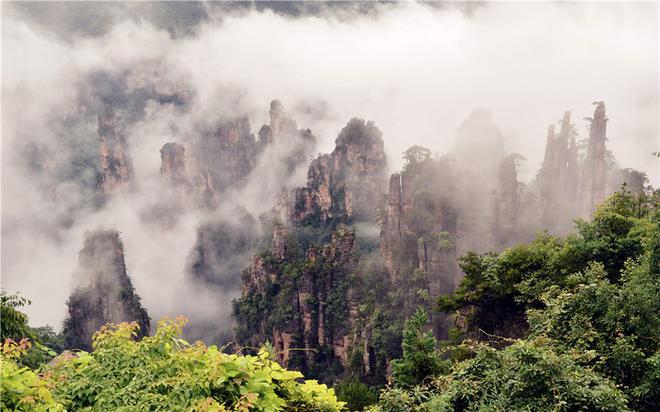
159,100,315,209
234,117,389,379
160,142,188,186
96,106,134,194
581,101,610,218
63,229,150,351
286,118,388,226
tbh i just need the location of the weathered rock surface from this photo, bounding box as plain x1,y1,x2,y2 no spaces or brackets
96,106,134,194
159,100,315,210
235,224,359,374
234,118,388,380
380,158,460,296
287,118,388,226
538,111,579,234
492,154,523,249
187,209,256,289
537,102,634,231
63,229,150,351
160,142,188,186
581,101,610,217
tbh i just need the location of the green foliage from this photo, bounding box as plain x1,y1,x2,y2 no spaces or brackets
390,309,446,388
234,227,358,381
336,379,379,411
43,318,344,411
371,339,629,412
1,290,63,369
335,118,382,147
1,290,34,343
402,146,432,171
427,189,660,411
528,257,660,409
439,189,659,340
1,339,64,411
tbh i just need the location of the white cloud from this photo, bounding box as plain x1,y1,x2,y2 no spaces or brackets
1,1,657,330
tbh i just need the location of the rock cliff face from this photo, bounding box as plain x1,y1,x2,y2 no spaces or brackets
191,116,257,207
63,229,150,351
491,154,523,250
158,100,315,209
234,101,645,382
156,116,257,208
187,209,256,289
235,117,388,381
182,101,316,340
96,106,134,194
236,224,359,374
581,101,610,217
287,118,388,226
379,157,462,331
258,99,298,147
160,142,188,186
538,111,579,234
538,102,627,230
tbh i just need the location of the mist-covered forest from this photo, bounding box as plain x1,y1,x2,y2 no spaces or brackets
2,1,659,411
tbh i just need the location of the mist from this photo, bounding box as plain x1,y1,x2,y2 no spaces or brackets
2,1,658,331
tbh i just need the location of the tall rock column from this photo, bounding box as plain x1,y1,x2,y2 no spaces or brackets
63,229,150,351
381,173,403,280
289,118,388,226
581,101,609,217
539,111,580,234
492,154,521,249
96,106,134,194
160,142,188,186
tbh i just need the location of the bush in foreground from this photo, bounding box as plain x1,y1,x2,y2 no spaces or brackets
1,317,344,412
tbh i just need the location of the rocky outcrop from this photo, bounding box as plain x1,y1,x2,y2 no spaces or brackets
234,118,388,379
451,108,505,175
96,106,134,194
235,224,359,374
538,111,579,234
492,154,523,249
63,229,150,351
188,116,256,207
287,118,388,226
159,100,314,210
581,101,609,218
258,99,298,147
160,142,188,186
380,158,460,294
187,209,256,289
538,102,637,225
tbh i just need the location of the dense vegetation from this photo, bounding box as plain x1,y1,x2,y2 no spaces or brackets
371,189,659,411
1,318,344,411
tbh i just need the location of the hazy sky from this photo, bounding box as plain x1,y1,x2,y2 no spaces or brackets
2,1,658,329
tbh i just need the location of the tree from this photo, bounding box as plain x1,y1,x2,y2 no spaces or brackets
1,290,33,343
1,339,64,412
402,146,431,169
390,309,445,388
46,318,345,411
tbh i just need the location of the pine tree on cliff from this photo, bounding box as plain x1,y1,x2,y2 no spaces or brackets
63,229,150,351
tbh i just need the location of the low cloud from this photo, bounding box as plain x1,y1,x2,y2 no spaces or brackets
1,1,657,331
